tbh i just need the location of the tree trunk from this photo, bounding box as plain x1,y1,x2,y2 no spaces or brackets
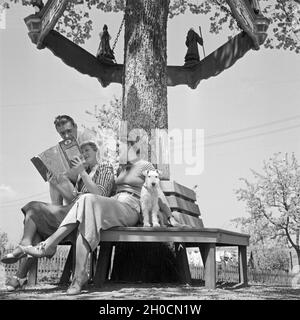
111,0,180,284
121,0,169,177
122,0,168,137
296,248,300,267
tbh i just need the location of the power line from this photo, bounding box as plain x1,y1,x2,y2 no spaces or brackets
0,192,48,206
206,115,300,140
206,123,300,147
0,97,108,109
169,122,300,150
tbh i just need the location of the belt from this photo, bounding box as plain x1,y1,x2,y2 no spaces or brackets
116,191,140,200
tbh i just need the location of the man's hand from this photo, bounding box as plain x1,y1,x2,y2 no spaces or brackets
46,170,59,186
47,171,71,186
71,156,86,175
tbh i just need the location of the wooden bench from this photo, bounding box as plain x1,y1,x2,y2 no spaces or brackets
91,181,249,289
29,180,249,289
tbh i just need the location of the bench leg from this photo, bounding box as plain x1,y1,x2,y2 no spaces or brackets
27,257,38,286
59,245,75,285
94,243,113,288
238,245,248,287
89,248,98,281
199,244,216,289
175,243,192,285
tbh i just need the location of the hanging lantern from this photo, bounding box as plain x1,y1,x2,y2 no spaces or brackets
24,15,42,45
254,13,270,44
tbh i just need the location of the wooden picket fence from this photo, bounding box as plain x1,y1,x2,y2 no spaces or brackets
190,264,295,287
1,247,295,286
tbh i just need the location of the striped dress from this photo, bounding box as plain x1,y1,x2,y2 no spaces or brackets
21,162,114,241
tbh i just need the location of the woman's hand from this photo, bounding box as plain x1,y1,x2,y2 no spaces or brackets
71,156,86,175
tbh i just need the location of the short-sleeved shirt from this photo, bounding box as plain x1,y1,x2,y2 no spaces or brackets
76,162,115,197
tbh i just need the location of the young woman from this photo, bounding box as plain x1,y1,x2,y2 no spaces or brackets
1,140,114,291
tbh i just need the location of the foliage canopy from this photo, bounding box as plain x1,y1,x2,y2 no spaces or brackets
4,0,300,52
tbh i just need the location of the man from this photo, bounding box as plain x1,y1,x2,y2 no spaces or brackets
49,115,82,205
51,115,104,204
54,114,97,151
54,115,79,141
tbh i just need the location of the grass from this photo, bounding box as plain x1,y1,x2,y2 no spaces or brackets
1,281,300,300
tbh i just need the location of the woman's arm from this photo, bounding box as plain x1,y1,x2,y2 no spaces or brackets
72,158,115,196
87,164,115,196
79,171,100,194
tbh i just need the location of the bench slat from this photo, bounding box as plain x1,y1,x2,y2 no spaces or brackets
172,211,204,228
166,195,200,217
161,181,196,202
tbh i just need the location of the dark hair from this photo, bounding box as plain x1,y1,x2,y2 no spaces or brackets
54,115,76,128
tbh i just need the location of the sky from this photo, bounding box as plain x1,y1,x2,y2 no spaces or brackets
0,3,299,244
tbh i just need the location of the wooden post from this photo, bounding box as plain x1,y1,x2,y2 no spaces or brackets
27,257,38,286
94,243,113,288
199,244,216,289
59,245,74,285
238,245,248,286
89,248,98,282
175,243,192,284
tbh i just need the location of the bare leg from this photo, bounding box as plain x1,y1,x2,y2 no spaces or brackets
66,232,90,295
74,233,90,278
8,214,38,258
23,222,79,258
20,214,38,245
16,233,41,279
49,183,63,205
43,223,78,249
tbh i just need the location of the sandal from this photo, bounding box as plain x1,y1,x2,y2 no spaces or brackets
5,276,27,292
21,242,56,259
1,245,27,264
66,272,89,295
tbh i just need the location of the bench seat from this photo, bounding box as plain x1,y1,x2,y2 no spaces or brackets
94,227,249,289
101,227,249,246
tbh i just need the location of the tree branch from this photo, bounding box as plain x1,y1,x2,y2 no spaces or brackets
284,226,297,250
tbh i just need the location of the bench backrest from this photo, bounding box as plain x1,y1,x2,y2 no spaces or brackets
161,181,204,228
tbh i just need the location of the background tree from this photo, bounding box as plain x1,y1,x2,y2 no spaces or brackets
231,216,291,270
85,96,122,174
5,0,300,53
0,229,8,258
235,153,300,266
